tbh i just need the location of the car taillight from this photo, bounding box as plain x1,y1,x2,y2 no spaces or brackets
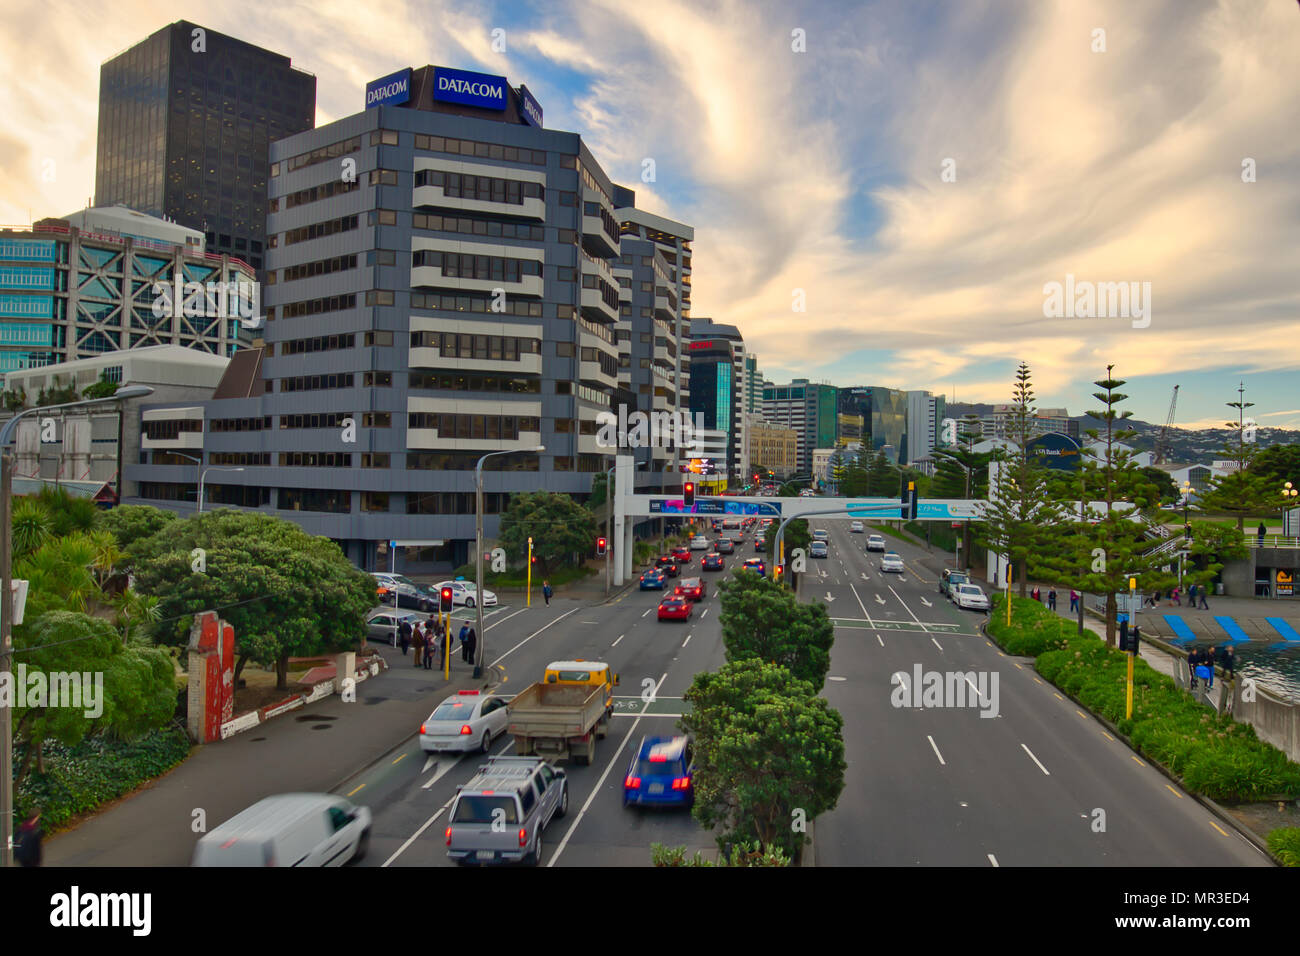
519,828,528,847
445,827,452,846
460,725,472,735
419,723,426,734
672,777,691,790
625,776,640,789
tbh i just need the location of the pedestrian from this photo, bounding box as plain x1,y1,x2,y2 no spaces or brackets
1032,586,1040,603
1187,646,1201,689
1172,587,1181,607
1258,521,1268,547
542,580,553,607
465,625,477,667
1187,583,1196,607
15,810,42,867
1220,644,1236,682
423,625,436,670
1069,589,1079,613
412,622,425,668
1198,587,1210,610
1048,588,1057,611
459,623,471,662
399,622,410,656
1203,645,1217,690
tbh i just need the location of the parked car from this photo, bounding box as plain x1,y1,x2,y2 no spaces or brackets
850,521,864,533
866,534,887,553
675,577,706,601
810,540,829,559
689,534,709,550
372,572,436,612
655,556,681,577
445,756,567,865
640,569,668,590
193,794,371,867
880,552,905,573
715,538,735,555
420,690,510,754
939,569,971,599
434,579,498,608
366,608,425,646
701,552,725,572
658,596,693,621
953,583,991,611
623,735,695,809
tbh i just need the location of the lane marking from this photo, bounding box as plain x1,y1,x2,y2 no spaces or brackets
421,752,471,790
1021,743,1050,776
490,607,582,667
1209,821,1228,837
930,637,943,652
548,672,670,867
876,634,884,647
701,608,708,619
1165,784,1184,799
612,633,625,647
927,735,946,766
1131,755,1146,768
1053,693,1063,700
849,583,875,627
987,853,999,867
641,608,652,618
383,800,451,867
682,633,692,648
422,756,436,773
391,753,407,766
1101,731,1114,742
1075,710,1087,719
346,783,365,796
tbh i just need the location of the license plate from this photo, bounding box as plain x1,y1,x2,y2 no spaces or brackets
476,850,494,861
649,783,664,794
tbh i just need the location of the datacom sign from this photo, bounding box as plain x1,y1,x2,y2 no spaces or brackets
434,67,508,110
518,84,543,128
366,68,411,109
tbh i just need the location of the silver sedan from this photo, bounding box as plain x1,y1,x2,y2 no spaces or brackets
419,691,510,754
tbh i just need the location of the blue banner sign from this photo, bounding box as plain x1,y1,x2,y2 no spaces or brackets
0,238,56,262
433,67,508,110
518,84,543,128
366,68,412,109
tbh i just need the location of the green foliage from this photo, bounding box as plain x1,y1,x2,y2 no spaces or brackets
15,725,191,833
682,658,845,859
865,450,902,496
1138,466,1179,503
36,380,78,407
716,571,834,689
129,510,376,687
3,387,26,411
1267,827,1300,867
1249,444,1300,489
11,497,54,561
34,486,99,538
497,490,598,574
650,841,790,867
98,504,178,560
81,373,120,400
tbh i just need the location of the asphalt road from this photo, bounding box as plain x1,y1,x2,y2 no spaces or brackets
811,519,1270,866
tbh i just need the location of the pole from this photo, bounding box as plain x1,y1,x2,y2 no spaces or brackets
527,537,533,607
1126,651,1135,720
1,452,12,867
1005,569,1011,627
443,609,450,680
605,466,613,595
1126,576,1136,718
474,460,485,679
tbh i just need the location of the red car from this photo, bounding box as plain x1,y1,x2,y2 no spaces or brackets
671,546,692,565
674,577,706,601
658,596,692,621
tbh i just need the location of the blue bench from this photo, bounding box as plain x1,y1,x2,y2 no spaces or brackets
1162,615,1197,643
1213,616,1250,644
1266,617,1300,643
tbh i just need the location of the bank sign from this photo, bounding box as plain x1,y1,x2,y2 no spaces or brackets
434,67,508,110
366,68,411,109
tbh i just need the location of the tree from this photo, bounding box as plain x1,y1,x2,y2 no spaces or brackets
33,486,100,538
130,510,377,689
764,517,810,589
497,491,598,576
81,373,120,400
1200,389,1279,531
36,380,78,407
838,451,869,497
865,450,900,496
1139,466,1179,504
3,387,25,411
682,658,845,859
99,504,179,560
1180,520,1248,591
715,572,834,689
1249,443,1300,488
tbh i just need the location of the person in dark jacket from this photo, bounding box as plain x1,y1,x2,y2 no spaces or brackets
398,618,412,651
1219,644,1236,681
1203,645,1217,690
465,626,478,667
1047,588,1057,611
542,580,553,606
1258,521,1268,546
412,623,425,668
1198,586,1210,610
16,810,42,867
1187,647,1201,689
459,623,471,662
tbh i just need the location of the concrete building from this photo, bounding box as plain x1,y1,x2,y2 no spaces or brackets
124,63,691,573
688,318,752,478
762,379,837,475
747,417,799,479
840,385,907,460
978,404,1080,443
0,209,255,381
94,20,316,271
904,389,944,466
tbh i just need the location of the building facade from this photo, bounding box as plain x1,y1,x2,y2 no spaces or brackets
762,379,837,475
686,334,740,481
94,20,316,271
747,418,799,478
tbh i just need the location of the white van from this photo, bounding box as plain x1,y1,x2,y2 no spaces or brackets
192,793,371,867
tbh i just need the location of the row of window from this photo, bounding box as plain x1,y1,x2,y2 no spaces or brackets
143,419,202,440
280,452,352,468
279,372,354,393
139,483,599,515
408,371,541,394
412,213,544,242
582,274,620,309
410,292,544,317
584,202,620,239
210,416,273,432
199,413,395,434
414,170,543,205
280,332,355,355
412,251,542,282
279,254,356,284
410,331,541,361
272,178,359,212
210,452,271,466
281,293,356,319
275,136,363,175
281,214,359,246
411,134,550,167
407,413,541,440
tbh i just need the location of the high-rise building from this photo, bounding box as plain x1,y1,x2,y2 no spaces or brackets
125,64,686,572
977,404,1078,442
904,389,941,466
687,318,749,479
686,336,738,480
747,418,798,479
94,20,316,271
840,385,907,461
761,379,838,475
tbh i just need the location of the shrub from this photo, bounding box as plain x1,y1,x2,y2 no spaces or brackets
1268,828,1300,867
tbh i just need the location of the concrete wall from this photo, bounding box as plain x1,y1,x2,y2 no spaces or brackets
1232,681,1300,764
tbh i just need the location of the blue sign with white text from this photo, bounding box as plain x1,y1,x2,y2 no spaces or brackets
366,68,411,109
433,67,508,110
518,84,543,128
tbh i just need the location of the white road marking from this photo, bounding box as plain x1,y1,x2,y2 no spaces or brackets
421,753,465,790
1021,743,1051,776
382,801,451,867
875,594,886,605
927,735,946,766
987,854,999,867
888,585,929,632
642,608,652,618
490,607,582,667
828,676,847,681
930,637,943,651
422,756,436,773
877,634,884,647
700,608,708,619
825,592,836,602
548,672,669,867
682,633,692,647
920,597,932,608
612,633,625,647
849,583,875,627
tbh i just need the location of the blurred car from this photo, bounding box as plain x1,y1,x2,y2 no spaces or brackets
658,596,692,621
741,557,766,576
639,569,668,590
880,552,905,573
419,690,510,754
372,572,437,612
689,534,709,550
812,529,829,542
716,538,735,555
701,552,725,572
623,735,695,809
675,577,706,601
850,521,864,533
866,534,887,553
953,583,990,611
193,794,371,867
435,579,498,608
940,569,971,599
671,546,692,565
366,608,425,646
655,556,681,577
810,540,829,559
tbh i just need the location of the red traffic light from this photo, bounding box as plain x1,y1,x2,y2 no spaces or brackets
683,481,695,507
596,536,608,556
440,586,454,612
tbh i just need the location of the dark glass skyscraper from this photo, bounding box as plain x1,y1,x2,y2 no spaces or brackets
94,20,316,271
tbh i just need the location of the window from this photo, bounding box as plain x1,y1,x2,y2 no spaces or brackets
280,333,355,356
557,229,576,245
282,214,359,245
280,373,355,393
367,249,397,266
363,371,392,387
361,453,390,468
413,170,542,205
408,372,541,394
367,169,398,186
279,452,353,467
371,129,398,146
365,290,394,306
364,330,393,347
368,210,397,226
361,492,390,511
411,213,544,241
280,294,356,319
284,135,362,172
410,292,543,317
143,419,203,440
282,178,359,209
280,412,352,429
555,342,574,357
282,254,356,283
412,251,541,282
279,488,351,513
362,412,392,427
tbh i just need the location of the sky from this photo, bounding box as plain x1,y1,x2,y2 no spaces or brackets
2,0,1297,430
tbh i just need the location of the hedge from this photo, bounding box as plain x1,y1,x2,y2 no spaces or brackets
1267,828,1300,867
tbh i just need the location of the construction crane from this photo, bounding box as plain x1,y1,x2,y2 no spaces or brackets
1152,385,1180,465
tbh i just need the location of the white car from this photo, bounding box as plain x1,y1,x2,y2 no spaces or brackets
866,534,886,553
812,529,829,541
689,534,709,550
420,690,510,754
880,552,905,573
850,521,864,533
954,584,991,611
435,579,498,608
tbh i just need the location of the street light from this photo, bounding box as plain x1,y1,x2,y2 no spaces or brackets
169,451,202,509
0,384,153,867
475,445,544,678
197,466,244,513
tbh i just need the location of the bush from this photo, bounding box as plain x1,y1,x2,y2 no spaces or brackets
1268,828,1300,867
15,724,192,833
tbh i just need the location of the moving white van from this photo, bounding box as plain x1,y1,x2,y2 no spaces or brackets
192,793,371,867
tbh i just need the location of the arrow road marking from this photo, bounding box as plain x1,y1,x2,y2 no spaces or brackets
875,594,886,606
825,592,836,603
920,597,932,608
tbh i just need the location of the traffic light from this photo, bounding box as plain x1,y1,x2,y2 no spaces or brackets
1184,524,1193,545
1118,617,1129,651
683,481,695,508
596,536,607,556
901,481,918,520
775,563,784,581
439,586,454,613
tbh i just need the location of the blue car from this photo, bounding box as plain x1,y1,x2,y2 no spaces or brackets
623,736,694,809
639,569,667,590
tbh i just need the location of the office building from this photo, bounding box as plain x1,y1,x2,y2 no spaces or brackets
904,389,944,467
978,404,1079,443
94,20,316,271
747,417,799,478
761,379,838,475
0,207,254,381
125,64,690,572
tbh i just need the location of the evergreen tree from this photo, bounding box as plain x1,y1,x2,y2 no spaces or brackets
1199,385,1279,531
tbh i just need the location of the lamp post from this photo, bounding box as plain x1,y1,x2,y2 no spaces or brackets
604,464,615,595
197,466,245,513
1180,479,1194,589
475,446,544,678
171,451,202,510
1,384,153,867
